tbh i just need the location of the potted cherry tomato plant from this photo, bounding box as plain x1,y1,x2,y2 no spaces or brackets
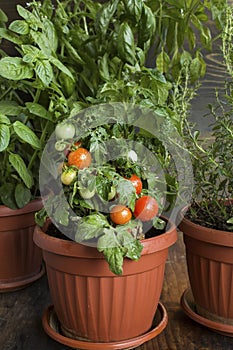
179,5,233,337
34,102,180,348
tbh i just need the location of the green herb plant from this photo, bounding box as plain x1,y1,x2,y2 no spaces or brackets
184,5,233,232
0,0,218,209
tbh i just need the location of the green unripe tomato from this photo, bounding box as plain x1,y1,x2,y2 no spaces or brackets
55,123,75,140
108,186,116,200
61,168,77,185
79,188,96,199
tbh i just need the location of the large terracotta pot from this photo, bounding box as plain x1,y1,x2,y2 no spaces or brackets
0,199,44,292
34,219,177,346
179,215,233,332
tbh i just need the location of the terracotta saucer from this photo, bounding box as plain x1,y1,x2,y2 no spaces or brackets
42,302,168,350
0,264,45,293
180,288,233,337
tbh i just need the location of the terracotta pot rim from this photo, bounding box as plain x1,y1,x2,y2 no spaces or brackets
34,217,177,259
179,207,233,247
0,198,43,217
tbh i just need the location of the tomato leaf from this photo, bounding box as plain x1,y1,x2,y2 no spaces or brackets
9,153,33,189
13,121,41,149
116,178,136,211
0,124,10,151
76,213,109,241
97,228,126,275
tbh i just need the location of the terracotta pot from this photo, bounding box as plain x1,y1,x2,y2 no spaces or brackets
179,215,233,326
34,219,177,343
0,199,44,292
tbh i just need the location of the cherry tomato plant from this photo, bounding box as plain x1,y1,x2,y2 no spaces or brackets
37,118,173,275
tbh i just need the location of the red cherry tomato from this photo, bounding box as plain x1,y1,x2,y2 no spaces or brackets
126,174,142,195
133,195,159,221
110,205,132,225
67,148,92,169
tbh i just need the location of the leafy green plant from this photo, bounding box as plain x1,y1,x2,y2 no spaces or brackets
184,4,233,231
36,102,182,275
0,0,225,211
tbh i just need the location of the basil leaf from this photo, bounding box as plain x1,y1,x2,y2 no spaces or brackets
138,5,156,49
9,20,29,35
95,0,119,35
15,183,31,208
49,56,74,80
0,28,23,45
43,18,58,53
117,22,136,65
26,102,54,121
0,115,10,125
98,53,110,81
156,51,170,74
9,153,33,189
0,183,17,209
123,0,143,21
13,121,41,149
0,124,10,151
16,5,42,29
0,57,33,80
0,101,22,116
35,59,53,86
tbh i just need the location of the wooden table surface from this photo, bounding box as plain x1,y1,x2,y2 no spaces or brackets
1,230,232,350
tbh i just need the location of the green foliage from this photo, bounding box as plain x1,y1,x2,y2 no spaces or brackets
184,5,233,231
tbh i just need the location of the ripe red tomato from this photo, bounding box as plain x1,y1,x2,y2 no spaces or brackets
67,148,92,169
126,174,142,195
110,205,132,225
133,195,159,221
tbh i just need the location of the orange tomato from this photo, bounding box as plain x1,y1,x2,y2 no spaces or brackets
67,148,92,169
126,174,143,195
110,205,132,225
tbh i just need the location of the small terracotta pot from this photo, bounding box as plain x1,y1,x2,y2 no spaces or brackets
0,199,44,292
34,219,177,343
179,215,233,325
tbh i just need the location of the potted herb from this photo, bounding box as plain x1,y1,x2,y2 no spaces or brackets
179,5,233,337
0,2,74,291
